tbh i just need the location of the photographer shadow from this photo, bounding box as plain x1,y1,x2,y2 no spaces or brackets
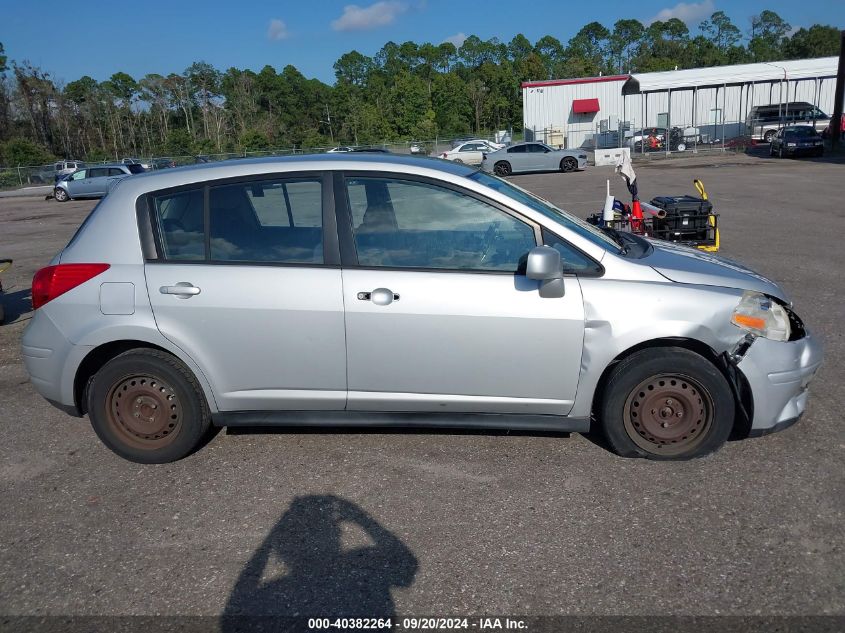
222,495,417,628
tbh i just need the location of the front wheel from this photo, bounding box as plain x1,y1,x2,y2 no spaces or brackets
560,157,577,172
675,142,686,152
54,187,69,202
599,348,735,460
494,161,512,176
87,348,211,463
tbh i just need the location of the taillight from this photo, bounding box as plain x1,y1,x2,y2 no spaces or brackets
32,263,110,310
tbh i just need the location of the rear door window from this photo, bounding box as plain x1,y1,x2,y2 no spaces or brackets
209,178,323,263
149,177,325,265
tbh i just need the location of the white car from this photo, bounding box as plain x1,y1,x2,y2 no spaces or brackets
439,140,504,165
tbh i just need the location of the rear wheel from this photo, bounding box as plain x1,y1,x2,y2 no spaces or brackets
54,187,69,202
560,157,577,172
599,348,734,460
494,161,512,176
87,349,211,463
764,130,777,144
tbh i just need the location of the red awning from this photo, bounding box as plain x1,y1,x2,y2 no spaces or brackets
572,98,600,114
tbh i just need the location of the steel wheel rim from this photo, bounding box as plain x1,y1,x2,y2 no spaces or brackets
105,374,183,450
623,373,714,456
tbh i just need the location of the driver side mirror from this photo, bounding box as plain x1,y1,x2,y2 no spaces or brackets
525,246,565,298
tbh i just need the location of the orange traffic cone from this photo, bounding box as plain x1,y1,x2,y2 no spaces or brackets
631,199,644,233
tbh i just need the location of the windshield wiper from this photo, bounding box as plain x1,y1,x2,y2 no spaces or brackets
599,226,629,254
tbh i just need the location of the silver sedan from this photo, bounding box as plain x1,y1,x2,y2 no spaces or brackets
481,142,588,176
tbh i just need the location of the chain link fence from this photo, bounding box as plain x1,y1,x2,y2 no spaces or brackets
0,133,516,191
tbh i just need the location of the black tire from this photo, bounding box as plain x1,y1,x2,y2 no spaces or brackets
494,161,511,176
778,146,784,159
764,130,776,144
599,348,735,460
769,145,775,156
54,187,69,202
87,348,211,463
0,300,4,325
560,157,577,172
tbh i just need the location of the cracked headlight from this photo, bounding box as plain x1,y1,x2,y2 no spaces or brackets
731,291,790,341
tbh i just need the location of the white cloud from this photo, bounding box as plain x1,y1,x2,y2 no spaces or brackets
331,1,408,32
267,18,289,41
648,0,714,25
443,32,467,47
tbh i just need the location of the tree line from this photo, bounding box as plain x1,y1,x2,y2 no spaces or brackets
0,9,840,167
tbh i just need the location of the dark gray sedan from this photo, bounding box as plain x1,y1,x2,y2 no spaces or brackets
54,163,144,201
481,142,588,176
770,125,824,158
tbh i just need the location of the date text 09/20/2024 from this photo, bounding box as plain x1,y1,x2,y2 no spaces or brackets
307,617,528,630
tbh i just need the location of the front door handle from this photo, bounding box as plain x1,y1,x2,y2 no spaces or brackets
160,282,201,298
357,288,399,306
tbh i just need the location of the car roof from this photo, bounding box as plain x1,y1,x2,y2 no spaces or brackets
113,153,476,194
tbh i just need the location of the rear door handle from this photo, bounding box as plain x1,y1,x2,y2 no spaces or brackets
160,282,201,298
357,288,399,305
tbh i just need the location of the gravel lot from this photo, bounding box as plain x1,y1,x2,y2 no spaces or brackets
0,152,842,623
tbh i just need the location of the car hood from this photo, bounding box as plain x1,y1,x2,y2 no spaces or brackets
645,240,787,301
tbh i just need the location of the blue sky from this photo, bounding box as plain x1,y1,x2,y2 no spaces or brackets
1,0,843,85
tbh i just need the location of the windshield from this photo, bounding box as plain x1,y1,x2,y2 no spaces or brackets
785,127,817,138
468,171,621,251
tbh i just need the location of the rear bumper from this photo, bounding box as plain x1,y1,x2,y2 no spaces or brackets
21,310,90,415
737,333,823,434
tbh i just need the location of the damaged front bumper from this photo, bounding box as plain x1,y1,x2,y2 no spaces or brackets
734,331,823,435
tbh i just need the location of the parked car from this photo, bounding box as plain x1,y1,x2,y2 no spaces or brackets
53,163,144,201
769,125,824,158
439,140,504,165
151,157,177,170
22,154,821,463
481,142,587,176
409,142,427,155
746,102,830,143
31,160,86,184
349,147,390,153
450,136,476,149
327,147,353,153
122,157,152,170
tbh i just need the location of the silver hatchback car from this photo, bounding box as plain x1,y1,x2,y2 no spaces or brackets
22,154,822,463
54,163,144,201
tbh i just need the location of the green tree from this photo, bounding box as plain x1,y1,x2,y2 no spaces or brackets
749,10,791,61
164,128,193,155
784,25,841,59
609,19,645,72
2,137,53,165
567,22,611,76
699,11,741,51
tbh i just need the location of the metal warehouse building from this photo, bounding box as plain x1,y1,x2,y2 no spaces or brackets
522,57,839,150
